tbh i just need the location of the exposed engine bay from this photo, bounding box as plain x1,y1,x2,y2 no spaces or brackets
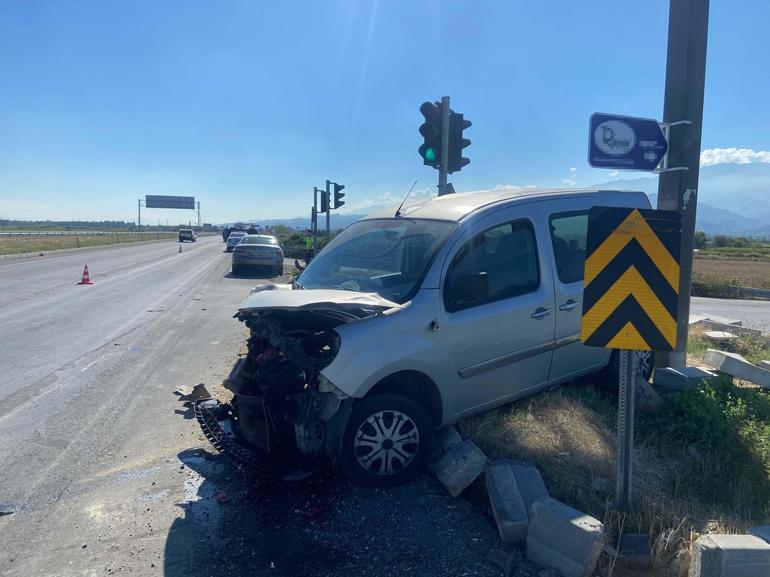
196,297,384,478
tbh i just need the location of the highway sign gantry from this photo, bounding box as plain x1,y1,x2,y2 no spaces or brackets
581,206,682,351
588,113,668,171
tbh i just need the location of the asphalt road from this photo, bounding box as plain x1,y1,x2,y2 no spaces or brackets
0,236,514,577
690,296,770,331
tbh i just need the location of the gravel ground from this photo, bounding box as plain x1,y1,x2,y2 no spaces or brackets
165,452,552,577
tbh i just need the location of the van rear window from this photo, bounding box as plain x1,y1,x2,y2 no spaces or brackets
549,212,588,284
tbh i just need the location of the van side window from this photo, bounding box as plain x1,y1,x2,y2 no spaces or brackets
444,219,539,312
549,211,588,284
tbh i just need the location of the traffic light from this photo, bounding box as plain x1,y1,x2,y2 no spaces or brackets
418,101,443,168
333,183,346,209
319,189,329,213
447,111,471,174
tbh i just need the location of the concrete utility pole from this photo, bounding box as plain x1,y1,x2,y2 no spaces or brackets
437,96,451,196
656,0,710,368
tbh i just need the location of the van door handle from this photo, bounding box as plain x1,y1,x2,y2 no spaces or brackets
559,299,579,311
530,307,552,319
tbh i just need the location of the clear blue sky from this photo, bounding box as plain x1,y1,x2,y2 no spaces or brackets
1,0,768,223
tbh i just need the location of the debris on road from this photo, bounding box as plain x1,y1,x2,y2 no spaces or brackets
526,498,604,577
174,383,212,403
485,462,528,544
430,439,489,498
704,348,770,388
689,534,770,577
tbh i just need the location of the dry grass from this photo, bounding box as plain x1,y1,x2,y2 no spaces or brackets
0,232,177,255
693,255,770,290
461,327,770,574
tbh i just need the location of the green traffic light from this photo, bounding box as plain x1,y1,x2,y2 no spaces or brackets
424,147,436,162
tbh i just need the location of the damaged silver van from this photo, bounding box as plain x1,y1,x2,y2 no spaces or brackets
196,188,653,485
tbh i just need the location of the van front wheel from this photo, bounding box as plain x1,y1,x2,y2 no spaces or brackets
339,394,433,487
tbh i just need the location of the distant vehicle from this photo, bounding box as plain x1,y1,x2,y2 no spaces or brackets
178,228,196,243
225,231,247,252
222,227,232,242
231,234,284,276
197,188,654,486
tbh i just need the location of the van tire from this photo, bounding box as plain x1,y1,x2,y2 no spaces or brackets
339,394,433,487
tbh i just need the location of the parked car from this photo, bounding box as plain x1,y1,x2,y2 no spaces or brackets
231,234,284,276
225,231,247,252
178,228,196,242
196,188,653,486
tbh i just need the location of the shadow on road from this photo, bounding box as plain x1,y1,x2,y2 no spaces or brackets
223,269,281,280
163,448,500,577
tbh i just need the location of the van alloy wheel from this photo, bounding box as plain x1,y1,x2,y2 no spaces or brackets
635,350,653,381
340,393,433,486
353,410,420,476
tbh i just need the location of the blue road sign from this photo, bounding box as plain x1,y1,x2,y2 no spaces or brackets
588,113,668,171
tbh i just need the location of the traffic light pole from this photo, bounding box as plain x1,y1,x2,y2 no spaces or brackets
313,187,319,251
438,96,451,196
325,180,331,242
655,0,709,368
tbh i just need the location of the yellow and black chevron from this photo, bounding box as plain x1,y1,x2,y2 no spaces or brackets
581,206,682,351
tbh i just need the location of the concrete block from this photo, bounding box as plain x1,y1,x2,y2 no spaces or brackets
704,349,770,388
616,533,651,570
526,498,604,577
435,426,462,454
635,374,663,412
485,462,528,544
430,439,489,498
748,525,770,544
760,361,770,371
654,366,720,391
700,320,762,339
689,534,770,577
507,461,550,515
703,331,738,342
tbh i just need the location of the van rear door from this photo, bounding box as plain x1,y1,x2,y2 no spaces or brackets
539,192,650,382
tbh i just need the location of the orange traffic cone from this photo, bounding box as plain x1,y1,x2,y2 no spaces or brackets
78,265,93,285
178,244,182,253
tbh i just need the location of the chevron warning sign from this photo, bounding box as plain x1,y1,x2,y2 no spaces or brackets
581,206,682,351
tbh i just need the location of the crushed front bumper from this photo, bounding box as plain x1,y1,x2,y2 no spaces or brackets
194,399,315,481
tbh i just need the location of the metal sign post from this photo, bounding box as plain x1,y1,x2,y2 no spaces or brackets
581,207,682,510
616,350,635,511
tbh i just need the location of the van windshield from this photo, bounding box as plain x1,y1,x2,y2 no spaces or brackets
298,218,455,303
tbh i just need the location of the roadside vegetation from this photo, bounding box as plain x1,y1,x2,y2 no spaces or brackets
461,327,770,573
0,231,178,256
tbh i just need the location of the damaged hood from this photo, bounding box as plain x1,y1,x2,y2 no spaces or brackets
239,283,400,314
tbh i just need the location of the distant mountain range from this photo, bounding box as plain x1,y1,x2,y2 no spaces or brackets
589,162,770,236
224,162,770,237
